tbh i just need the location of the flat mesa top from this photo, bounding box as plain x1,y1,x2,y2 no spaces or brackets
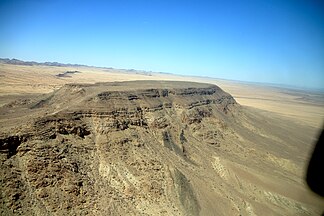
66,80,218,92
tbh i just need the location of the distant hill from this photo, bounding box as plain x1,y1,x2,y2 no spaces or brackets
0,58,89,68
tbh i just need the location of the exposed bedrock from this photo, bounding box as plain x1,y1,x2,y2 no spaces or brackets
0,81,238,215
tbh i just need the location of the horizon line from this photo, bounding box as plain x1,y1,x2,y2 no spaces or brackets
1,56,323,92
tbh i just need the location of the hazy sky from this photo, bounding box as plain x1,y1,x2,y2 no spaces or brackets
1,0,323,89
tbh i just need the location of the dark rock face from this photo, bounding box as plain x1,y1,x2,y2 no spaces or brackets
0,135,29,158
162,131,185,157
92,86,236,109
0,81,237,215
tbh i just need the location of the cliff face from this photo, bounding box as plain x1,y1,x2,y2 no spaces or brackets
1,81,319,215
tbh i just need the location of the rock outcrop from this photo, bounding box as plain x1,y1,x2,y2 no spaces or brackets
0,81,238,215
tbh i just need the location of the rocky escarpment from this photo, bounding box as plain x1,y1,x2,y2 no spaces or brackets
0,81,239,215
1,80,320,215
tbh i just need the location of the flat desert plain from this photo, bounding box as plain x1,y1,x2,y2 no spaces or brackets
0,62,323,215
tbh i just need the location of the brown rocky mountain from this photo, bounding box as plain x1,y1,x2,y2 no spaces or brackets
0,81,322,215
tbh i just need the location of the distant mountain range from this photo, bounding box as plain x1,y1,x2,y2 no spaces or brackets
0,58,155,75
0,58,89,67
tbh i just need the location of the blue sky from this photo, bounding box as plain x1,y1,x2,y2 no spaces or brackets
1,0,323,89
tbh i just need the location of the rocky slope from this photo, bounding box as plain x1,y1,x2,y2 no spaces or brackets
0,81,322,215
